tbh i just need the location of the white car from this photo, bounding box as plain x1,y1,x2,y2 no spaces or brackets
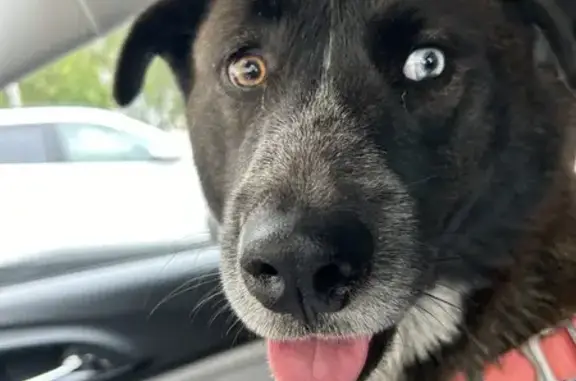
0,106,211,267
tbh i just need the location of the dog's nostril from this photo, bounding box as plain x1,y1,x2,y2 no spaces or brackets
313,262,355,296
243,259,279,279
241,258,285,310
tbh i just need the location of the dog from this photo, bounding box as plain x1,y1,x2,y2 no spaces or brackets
113,0,576,380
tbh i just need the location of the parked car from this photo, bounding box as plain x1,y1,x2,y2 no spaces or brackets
0,106,210,269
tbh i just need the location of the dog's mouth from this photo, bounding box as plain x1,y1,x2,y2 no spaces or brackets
266,328,394,381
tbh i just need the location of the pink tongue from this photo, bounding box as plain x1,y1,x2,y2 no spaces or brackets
267,337,371,381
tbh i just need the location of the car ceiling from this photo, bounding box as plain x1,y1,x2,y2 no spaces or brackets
0,0,159,88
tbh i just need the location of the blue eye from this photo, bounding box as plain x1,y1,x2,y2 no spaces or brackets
403,48,446,81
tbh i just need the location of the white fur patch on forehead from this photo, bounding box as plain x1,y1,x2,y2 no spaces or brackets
323,24,335,74
322,0,336,76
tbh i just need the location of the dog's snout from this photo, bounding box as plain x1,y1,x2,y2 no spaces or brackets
239,208,373,324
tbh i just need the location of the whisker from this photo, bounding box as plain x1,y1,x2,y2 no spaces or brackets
189,286,225,321
209,301,232,327
423,292,464,312
224,311,243,338
405,174,439,188
231,322,248,347
156,271,219,302
412,305,447,362
423,295,485,350
147,272,220,318
431,282,463,295
225,307,239,325
144,251,183,312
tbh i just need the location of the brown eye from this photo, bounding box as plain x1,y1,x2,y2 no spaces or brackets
227,54,267,88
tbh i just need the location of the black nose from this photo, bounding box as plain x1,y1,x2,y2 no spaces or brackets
239,208,373,324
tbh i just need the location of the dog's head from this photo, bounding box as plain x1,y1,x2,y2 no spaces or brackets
114,0,576,379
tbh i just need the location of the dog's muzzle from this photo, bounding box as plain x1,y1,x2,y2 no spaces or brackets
237,206,375,381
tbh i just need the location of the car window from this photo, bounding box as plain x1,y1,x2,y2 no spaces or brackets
0,124,50,163
55,123,153,162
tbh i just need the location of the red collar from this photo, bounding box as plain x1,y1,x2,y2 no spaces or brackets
452,317,576,381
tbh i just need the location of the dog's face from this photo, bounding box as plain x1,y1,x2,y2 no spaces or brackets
115,0,576,379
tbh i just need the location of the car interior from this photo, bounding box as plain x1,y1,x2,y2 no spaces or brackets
7,1,576,381
0,1,273,380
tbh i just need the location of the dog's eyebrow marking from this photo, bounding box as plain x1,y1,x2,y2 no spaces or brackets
323,28,334,74
323,37,334,78
322,0,336,76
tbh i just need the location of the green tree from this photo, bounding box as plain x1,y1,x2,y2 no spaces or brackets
0,24,185,130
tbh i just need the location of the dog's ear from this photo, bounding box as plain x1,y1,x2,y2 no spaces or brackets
506,0,576,90
113,0,210,106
